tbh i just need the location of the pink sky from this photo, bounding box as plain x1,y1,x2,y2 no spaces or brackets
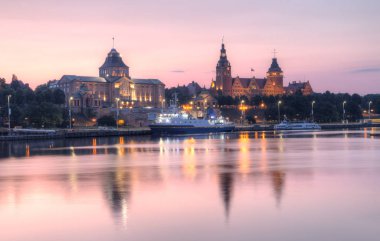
0,0,379,94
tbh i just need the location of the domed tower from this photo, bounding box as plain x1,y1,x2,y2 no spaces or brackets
99,48,130,79
263,54,284,96
215,42,232,96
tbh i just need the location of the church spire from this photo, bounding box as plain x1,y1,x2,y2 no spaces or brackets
215,40,232,95
219,40,228,60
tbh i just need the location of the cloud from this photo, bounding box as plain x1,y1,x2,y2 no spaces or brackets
350,67,380,74
170,70,185,73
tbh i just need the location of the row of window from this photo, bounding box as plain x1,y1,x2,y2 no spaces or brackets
71,99,102,107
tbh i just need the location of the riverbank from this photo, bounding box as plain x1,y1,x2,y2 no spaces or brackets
1,123,379,142
235,122,380,131
0,127,151,141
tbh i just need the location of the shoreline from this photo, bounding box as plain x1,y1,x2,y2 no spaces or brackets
0,128,151,142
0,123,379,142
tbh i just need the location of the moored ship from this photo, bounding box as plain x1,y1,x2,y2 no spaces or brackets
149,112,235,135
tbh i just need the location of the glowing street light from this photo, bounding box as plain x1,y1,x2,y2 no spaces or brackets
342,101,347,122
7,95,11,131
368,101,373,120
240,100,246,123
278,100,282,123
311,101,316,122
161,99,166,112
116,98,120,129
69,96,73,129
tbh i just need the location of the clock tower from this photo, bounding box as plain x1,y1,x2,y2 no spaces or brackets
215,42,232,96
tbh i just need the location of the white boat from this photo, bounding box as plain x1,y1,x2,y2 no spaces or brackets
274,120,321,130
149,112,235,135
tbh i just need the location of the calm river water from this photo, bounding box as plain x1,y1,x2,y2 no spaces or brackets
0,129,380,241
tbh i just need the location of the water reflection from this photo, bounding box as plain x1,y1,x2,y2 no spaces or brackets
218,164,234,220
0,129,380,241
103,167,131,228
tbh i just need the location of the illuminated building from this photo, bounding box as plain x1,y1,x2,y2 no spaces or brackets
56,47,165,113
285,81,314,95
210,42,313,97
214,42,232,96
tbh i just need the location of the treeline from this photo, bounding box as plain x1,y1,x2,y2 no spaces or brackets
165,85,203,105
0,77,67,128
217,91,380,122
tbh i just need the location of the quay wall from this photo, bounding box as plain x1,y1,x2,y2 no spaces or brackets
1,123,379,142
0,128,151,142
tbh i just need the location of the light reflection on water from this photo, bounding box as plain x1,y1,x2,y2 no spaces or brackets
0,129,380,241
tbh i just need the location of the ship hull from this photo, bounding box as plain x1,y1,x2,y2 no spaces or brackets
149,125,235,135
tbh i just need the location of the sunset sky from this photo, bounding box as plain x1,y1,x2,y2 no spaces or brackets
0,0,379,94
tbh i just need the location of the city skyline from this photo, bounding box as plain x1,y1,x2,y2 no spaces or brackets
1,0,379,94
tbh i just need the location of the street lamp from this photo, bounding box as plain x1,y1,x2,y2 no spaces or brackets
69,96,73,129
368,101,373,120
241,100,245,124
278,100,282,123
115,98,120,129
162,99,166,112
311,101,316,122
7,95,11,131
342,101,347,123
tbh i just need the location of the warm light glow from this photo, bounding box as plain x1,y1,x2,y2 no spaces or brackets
182,104,193,110
92,138,97,155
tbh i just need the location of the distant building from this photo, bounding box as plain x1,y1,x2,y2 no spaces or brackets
210,42,312,97
56,47,165,113
193,90,217,110
214,43,232,96
190,90,218,118
285,81,313,95
262,58,285,96
47,79,59,89
187,81,202,97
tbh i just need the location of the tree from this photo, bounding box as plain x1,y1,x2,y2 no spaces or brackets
25,102,64,128
97,115,116,127
53,88,66,105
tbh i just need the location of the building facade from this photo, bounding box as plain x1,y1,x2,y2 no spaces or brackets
215,43,232,96
210,42,312,97
56,48,165,113
285,81,314,95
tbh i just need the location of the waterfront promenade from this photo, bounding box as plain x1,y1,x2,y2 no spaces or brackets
0,127,151,141
236,122,380,131
1,122,379,142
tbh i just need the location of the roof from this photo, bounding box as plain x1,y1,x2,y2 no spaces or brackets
60,75,107,83
232,77,267,89
194,90,215,101
99,48,128,69
132,79,164,85
105,76,132,83
286,81,309,92
254,78,267,89
187,81,201,89
232,77,251,88
268,58,282,72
